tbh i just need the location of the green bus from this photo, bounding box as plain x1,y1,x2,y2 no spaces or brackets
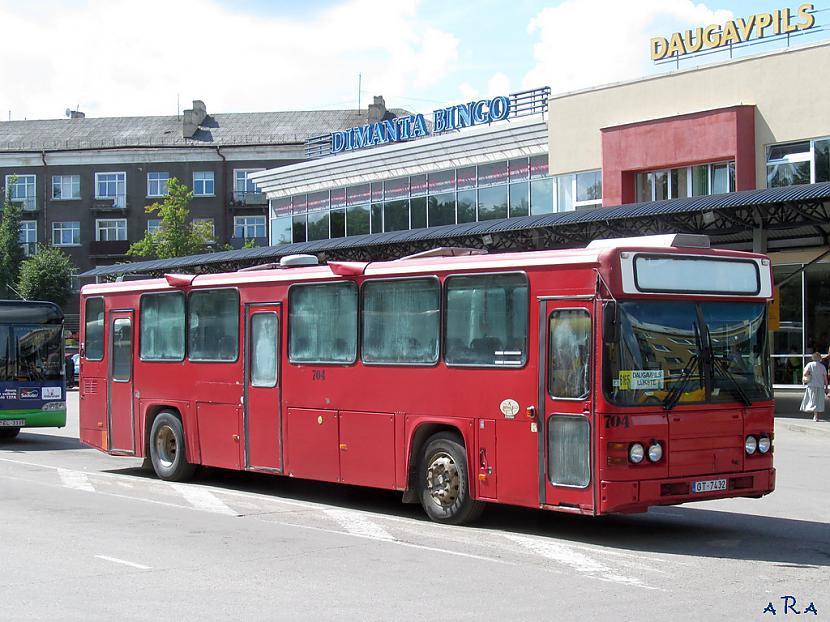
0,300,66,439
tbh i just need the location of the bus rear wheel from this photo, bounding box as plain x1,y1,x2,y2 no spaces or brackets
0,427,20,439
417,432,484,525
149,412,196,482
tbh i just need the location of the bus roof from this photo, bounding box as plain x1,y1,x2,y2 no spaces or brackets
0,300,64,324
81,237,769,296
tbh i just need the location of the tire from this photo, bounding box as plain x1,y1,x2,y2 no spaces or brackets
0,427,20,440
417,432,484,525
149,412,196,482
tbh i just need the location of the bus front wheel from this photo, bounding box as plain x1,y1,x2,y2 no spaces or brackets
149,412,196,482
417,432,484,525
0,427,20,439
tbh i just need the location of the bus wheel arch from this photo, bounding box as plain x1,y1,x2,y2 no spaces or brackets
147,409,196,482
409,426,484,524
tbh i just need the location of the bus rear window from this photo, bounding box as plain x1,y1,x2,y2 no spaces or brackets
289,282,357,364
85,297,104,360
444,273,528,367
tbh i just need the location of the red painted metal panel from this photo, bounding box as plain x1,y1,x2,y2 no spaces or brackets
196,402,241,469
339,411,396,489
285,408,339,483
476,419,498,500
495,419,539,506
668,410,743,477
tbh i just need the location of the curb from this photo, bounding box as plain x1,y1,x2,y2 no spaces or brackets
776,419,830,437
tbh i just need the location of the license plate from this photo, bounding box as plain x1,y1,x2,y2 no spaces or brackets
0,419,25,427
692,478,727,493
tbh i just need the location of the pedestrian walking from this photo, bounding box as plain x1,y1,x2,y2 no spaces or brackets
800,351,827,422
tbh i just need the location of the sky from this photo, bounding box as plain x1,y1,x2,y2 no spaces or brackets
0,0,827,121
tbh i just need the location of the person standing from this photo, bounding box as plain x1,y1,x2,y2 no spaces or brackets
800,351,827,422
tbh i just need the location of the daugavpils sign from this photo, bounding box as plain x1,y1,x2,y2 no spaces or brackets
651,3,816,61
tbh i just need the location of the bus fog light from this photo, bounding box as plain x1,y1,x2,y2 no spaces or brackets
745,435,757,455
647,442,663,463
629,443,645,464
41,401,66,411
758,435,771,454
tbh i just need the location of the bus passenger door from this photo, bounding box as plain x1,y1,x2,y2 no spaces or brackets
243,303,282,472
108,311,135,454
540,299,594,513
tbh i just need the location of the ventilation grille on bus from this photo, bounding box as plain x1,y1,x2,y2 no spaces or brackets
83,378,98,394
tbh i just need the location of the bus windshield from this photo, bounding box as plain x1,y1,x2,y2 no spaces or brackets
604,301,770,406
0,325,64,381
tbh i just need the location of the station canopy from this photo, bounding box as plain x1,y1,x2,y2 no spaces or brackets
81,182,830,280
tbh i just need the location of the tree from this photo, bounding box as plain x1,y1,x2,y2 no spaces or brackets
17,245,73,307
0,179,25,298
127,177,214,259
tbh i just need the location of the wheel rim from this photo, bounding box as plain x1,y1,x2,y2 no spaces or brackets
155,424,177,468
425,451,461,508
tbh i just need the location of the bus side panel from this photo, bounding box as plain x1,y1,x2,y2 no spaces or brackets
79,375,108,450
285,407,340,482
339,410,396,489
196,402,242,470
495,419,538,507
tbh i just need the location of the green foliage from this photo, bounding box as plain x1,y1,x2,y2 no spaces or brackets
17,245,73,307
0,180,25,298
127,177,214,259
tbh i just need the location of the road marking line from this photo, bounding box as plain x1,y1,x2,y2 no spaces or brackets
58,468,95,492
95,555,151,570
324,508,396,541
504,534,658,590
172,483,239,516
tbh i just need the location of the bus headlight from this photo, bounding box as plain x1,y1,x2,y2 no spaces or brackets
745,435,757,455
41,401,66,411
629,443,645,464
758,435,771,454
647,441,663,463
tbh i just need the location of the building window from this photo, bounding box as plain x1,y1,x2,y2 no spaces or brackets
574,170,602,207
147,219,161,234
234,215,265,239
19,220,37,255
767,138,830,187
193,171,215,196
52,221,80,246
51,175,80,200
193,218,215,241
96,218,127,241
234,169,264,200
147,172,169,197
635,161,735,202
95,172,126,208
5,174,37,211
69,268,80,293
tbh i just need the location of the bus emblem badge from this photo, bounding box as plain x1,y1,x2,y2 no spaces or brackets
500,399,520,419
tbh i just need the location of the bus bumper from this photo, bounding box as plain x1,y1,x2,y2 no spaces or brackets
599,468,775,514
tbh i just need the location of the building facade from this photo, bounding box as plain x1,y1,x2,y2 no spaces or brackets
0,98,405,324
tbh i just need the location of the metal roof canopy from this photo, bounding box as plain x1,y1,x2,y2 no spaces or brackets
81,181,830,279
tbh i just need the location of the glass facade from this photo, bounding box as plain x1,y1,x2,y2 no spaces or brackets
635,161,735,202
771,262,830,386
269,156,554,245
767,137,830,187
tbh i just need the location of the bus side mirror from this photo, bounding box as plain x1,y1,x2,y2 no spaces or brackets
602,301,618,343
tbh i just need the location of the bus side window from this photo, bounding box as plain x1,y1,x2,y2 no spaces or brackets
85,297,105,361
188,289,240,362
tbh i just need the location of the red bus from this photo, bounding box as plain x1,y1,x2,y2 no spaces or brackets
79,234,775,524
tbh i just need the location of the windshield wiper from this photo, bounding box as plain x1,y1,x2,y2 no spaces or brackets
664,322,703,412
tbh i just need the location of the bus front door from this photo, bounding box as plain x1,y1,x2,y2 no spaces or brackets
540,298,595,513
243,303,282,472
107,311,135,454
